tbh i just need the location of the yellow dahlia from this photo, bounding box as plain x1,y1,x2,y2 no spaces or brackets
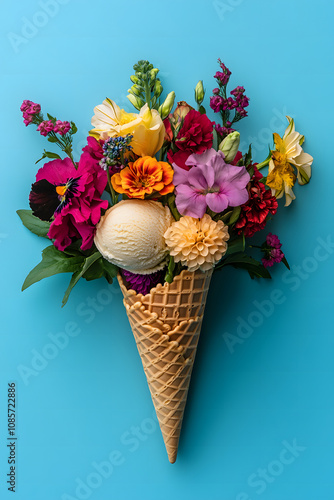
164,214,229,272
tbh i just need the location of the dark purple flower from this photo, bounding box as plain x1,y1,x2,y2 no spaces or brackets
212,87,220,95
121,269,165,295
172,148,250,218
261,233,285,267
210,95,224,113
214,71,230,86
230,86,245,97
215,123,235,137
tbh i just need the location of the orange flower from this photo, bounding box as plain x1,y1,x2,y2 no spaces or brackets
111,156,174,199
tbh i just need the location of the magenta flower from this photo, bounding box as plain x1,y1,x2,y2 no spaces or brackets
54,120,71,135
29,138,108,251
172,148,250,218
20,100,41,126
37,120,54,136
261,233,285,268
210,95,223,113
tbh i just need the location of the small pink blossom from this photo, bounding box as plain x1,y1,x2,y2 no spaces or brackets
37,120,54,136
54,120,71,135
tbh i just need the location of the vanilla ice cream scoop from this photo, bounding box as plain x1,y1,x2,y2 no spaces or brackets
94,199,174,274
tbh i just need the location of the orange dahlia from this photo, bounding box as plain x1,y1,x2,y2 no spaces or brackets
111,156,174,199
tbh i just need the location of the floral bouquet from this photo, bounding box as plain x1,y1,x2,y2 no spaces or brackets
18,59,313,463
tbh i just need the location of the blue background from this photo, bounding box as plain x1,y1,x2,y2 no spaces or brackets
1,0,334,499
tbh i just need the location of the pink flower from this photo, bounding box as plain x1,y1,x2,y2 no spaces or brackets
54,120,71,135
23,112,34,126
21,100,41,125
37,120,54,136
210,95,224,113
261,233,285,268
82,136,104,161
172,148,250,218
47,151,108,251
29,142,108,251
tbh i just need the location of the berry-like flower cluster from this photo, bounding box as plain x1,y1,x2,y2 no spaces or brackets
209,60,250,139
20,100,41,126
99,135,133,174
37,120,71,136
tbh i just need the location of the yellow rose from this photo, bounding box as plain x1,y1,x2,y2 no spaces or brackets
90,98,165,157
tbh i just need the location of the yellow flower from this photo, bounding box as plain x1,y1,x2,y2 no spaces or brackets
90,98,165,157
266,116,313,206
164,214,229,272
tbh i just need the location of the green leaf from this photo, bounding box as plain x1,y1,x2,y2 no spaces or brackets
244,144,252,168
35,150,61,164
227,206,241,226
164,256,175,284
47,113,55,121
101,258,118,283
216,252,272,279
17,209,51,238
61,252,102,306
225,235,245,256
282,256,290,270
22,245,84,291
47,136,58,143
70,122,78,134
198,105,206,114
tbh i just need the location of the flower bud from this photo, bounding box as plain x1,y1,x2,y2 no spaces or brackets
171,101,194,125
219,131,240,163
130,75,140,85
149,68,159,81
153,80,163,97
127,93,144,111
128,84,142,97
194,80,205,105
158,91,176,120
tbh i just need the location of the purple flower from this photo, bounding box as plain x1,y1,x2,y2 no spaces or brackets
172,148,250,218
121,269,165,295
210,95,223,113
214,71,230,86
266,233,282,249
230,86,244,97
222,97,237,110
212,87,220,95
261,233,285,267
215,123,235,137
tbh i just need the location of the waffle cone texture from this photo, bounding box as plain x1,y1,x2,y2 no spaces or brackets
118,268,213,463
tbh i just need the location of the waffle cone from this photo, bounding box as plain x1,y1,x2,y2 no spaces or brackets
117,268,213,463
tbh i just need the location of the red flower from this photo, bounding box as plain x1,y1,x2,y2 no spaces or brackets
175,109,213,153
167,110,213,170
235,167,278,238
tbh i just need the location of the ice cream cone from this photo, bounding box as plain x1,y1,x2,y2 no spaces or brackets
117,268,213,463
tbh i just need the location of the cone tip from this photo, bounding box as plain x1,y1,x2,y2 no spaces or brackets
167,449,177,464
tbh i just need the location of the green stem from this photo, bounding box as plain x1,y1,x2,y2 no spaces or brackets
256,155,271,170
107,168,118,205
144,80,151,110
